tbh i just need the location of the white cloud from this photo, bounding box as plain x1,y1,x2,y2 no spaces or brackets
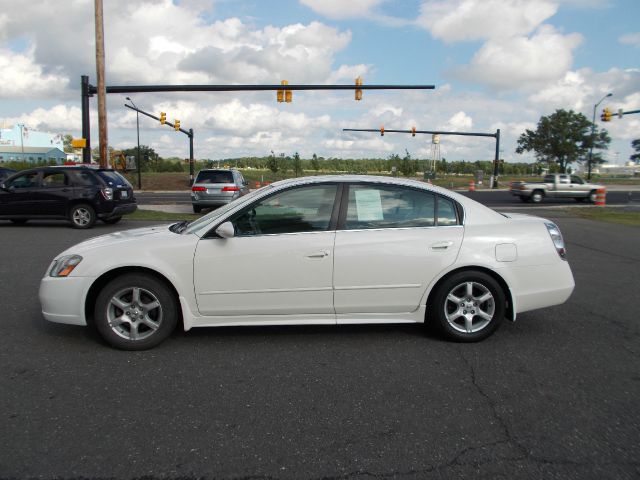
457,25,582,90
442,111,473,130
299,0,386,19
416,0,558,42
5,105,82,132
619,32,640,48
0,47,69,99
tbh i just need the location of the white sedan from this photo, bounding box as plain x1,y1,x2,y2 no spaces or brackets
39,176,574,350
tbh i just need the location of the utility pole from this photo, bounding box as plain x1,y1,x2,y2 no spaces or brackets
94,0,108,168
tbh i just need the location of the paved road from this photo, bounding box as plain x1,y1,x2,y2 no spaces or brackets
1,214,639,479
137,189,640,209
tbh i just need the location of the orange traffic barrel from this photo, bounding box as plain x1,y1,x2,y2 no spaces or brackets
255,181,261,189
469,180,475,192
595,188,606,206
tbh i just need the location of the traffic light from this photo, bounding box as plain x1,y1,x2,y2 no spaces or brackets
600,107,612,122
278,80,292,103
355,76,363,101
160,112,166,124
411,126,416,137
174,120,180,131
380,126,385,136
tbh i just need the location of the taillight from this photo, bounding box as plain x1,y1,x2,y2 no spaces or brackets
545,222,567,259
101,187,113,200
192,186,206,192
221,186,240,192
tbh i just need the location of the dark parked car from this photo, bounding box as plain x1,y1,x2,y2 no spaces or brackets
191,168,250,213
0,167,16,182
0,165,137,228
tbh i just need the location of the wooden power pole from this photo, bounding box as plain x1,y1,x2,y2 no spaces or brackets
94,0,108,168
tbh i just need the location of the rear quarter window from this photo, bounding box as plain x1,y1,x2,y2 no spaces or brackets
96,171,132,188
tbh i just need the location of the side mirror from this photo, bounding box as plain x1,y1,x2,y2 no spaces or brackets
215,221,235,239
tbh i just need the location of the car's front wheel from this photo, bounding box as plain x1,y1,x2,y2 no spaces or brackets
429,271,505,342
69,204,96,229
192,204,202,213
94,273,178,350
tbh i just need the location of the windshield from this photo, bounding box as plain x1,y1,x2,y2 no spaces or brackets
195,170,234,184
183,187,268,234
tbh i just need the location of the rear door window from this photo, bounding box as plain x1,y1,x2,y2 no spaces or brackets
42,171,68,187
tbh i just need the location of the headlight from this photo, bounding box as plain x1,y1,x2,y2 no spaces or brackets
50,255,83,277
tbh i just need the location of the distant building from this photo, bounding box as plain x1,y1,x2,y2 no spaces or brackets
0,124,65,164
0,146,67,164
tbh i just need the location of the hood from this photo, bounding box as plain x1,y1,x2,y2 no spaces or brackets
58,224,173,256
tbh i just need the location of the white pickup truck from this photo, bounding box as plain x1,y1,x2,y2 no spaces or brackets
510,174,603,203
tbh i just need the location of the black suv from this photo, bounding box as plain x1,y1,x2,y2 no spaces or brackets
0,165,137,228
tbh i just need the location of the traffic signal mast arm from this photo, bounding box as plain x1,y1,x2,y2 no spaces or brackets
124,104,189,135
97,84,434,94
344,128,498,138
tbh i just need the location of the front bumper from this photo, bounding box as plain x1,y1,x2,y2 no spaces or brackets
39,275,94,326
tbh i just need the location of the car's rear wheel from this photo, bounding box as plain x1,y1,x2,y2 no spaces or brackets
94,273,178,350
10,219,28,225
102,216,122,224
531,190,544,203
69,204,96,229
192,204,202,213
429,271,505,342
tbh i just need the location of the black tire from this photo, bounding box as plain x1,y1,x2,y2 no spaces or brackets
192,204,202,213
588,190,598,204
94,273,178,350
530,190,544,203
428,271,505,342
102,216,122,224
10,219,28,225
69,203,96,229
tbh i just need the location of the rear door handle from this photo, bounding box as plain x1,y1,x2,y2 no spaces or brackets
431,241,454,250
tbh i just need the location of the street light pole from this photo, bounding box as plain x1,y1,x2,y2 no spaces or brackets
126,97,142,190
587,92,612,180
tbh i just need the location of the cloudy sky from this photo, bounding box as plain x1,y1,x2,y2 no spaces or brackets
1,0,638,164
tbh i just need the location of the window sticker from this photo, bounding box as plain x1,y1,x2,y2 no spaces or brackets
355,189,383,221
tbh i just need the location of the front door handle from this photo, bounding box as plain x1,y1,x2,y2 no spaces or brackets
431,241,454,250
306,250,330,259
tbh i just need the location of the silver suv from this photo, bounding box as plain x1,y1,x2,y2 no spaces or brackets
191,168,250,213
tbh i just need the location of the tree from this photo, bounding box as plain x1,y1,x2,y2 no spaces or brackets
631,139,640,164
311,153,320,172
267,150,279,174
292,152,302,177
399,149,417,177
63,134,74,153
515,109,611,173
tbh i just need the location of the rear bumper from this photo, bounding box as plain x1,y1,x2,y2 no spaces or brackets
99,202,137,218
191,193,238,207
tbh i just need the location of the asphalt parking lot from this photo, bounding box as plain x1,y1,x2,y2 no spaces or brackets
1,212,639,479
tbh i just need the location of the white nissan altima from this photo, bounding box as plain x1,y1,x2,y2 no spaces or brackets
39,175,574,350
